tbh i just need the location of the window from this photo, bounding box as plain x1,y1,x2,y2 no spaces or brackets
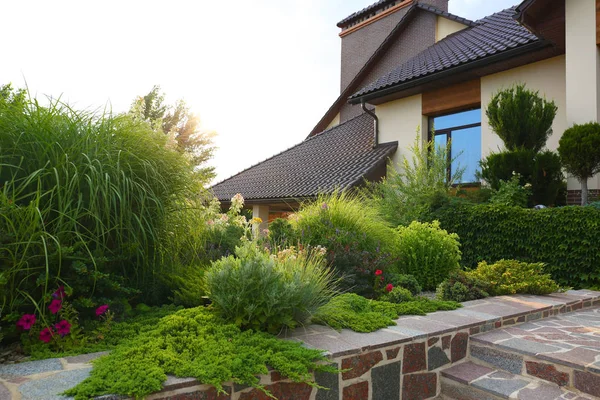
430,108,481,184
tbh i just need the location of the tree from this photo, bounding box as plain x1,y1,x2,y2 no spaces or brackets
486,84,558,152
558,122,600,205
130,85,215,183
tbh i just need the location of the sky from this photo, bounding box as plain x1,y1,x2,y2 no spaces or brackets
0,0,520,184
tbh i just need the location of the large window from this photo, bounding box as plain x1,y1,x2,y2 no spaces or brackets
430,108,481,184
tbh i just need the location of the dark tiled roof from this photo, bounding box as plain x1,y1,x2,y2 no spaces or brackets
414,3,476,27
211,114,398,202
338,0,397,28
351,6,541,100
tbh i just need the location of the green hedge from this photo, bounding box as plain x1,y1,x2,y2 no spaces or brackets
430,203,600,288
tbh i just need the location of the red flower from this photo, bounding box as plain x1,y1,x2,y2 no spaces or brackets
53,286,66,299
48,299,62,314
375,270,383,276
16,314,36,330
55,320,71,336
385,284,394,293
40,327,54,343
95,304,109,316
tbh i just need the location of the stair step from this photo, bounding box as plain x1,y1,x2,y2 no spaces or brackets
440,361,596,399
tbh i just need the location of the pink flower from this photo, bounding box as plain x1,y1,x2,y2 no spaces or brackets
386,284,394,293
375,270,383,276
55,320,71,336
53,286,66,299
48,299,62,314
16,314,36,330
95,304,109,316
40,327,54,343
321,202,328,210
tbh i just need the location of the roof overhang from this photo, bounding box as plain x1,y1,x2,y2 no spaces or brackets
515,0,565,51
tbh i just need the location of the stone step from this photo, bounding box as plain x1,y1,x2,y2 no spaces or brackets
440,361,596,400
469,307,600,398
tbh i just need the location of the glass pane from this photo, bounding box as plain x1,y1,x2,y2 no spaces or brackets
451,126,481,183
434,133,447,151
433,109,481,131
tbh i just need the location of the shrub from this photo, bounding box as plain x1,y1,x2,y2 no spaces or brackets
479,150,564,206
386,273,422,296
489,174,531,207
486,84,557,152
65,306,337,399
268,218,297,247
558,122,600,205
469,260,560,296
396,221,461,290
367,133,463,227
436,271,490,302
380,287,414,303
204,241,335,333
311,293,460,333
431,203,600,288
292,192,399,297
0,86,208,323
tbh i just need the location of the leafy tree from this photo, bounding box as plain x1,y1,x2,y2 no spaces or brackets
558,122,600,205
486,84,557,152
130,85,215,183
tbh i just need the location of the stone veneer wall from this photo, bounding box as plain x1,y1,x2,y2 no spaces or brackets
145,292,600,400
567,189,600,205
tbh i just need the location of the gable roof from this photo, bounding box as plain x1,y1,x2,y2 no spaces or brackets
310,2,475,136
211,113,398,202
350,6,542,103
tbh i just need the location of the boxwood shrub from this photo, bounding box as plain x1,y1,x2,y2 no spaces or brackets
431,203,600,288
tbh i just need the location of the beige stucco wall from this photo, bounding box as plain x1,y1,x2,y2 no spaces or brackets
435,16,467,42
325,113,341,130
375,94,427,167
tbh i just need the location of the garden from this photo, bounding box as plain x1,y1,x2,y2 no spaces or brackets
1,82,600,400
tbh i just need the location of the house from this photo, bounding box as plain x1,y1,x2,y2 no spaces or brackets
211,0,600,229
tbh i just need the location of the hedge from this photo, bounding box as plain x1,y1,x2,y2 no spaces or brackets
430,203,600,288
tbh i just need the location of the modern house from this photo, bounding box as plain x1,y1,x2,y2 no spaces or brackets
211,0,600,229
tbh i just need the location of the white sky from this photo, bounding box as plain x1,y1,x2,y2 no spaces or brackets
0,0,519,184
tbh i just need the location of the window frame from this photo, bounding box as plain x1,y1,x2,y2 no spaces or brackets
428,107,482,185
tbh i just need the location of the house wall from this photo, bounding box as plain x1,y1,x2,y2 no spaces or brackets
376,94,427,167
325,113,340,130
435,16,468,42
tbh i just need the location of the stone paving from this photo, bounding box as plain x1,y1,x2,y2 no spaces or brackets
0,290,599,399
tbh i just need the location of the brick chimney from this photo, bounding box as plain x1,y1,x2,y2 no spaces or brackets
337,0,449,122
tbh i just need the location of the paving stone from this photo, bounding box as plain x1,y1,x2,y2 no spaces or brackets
298,333,360,358
440,361,493,384
342,381,368,400
18,367,91,400
540,347,600,369
0,358,63,376
517,383,564,400
337,328,410,351
386,347,401,360
525,361,570,386
239,383,310,400
162,376,201,391
63,351,109,364
473,329,513,344
440,378,498,400
403,342,426,374
341,350,383,379
467,303,528,319
472,376,529,398
573,370,600,398
372,361,400,400
441,335,451,350
401,372,437,400
451,332,468,362
427,346,450,371
315,364,339,400
470,345,523,374
496,338,561,355
421,311,485,328
394,317,455,336
0,382,11,400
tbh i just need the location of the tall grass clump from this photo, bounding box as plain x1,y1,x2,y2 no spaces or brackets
0,85,205,321
291,192,399,297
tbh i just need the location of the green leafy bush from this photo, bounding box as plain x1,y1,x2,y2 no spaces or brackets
380,287,414,303
436,271,490,302
396,221,461,290
486,84,557,152
386,273,422,296
292,192,399,297
558,122,600,205
312,293,459,333
489,174,531,207
431,203,600,288
469,260,560,295
268,218,297,247
205,242,335,333
65,306,337,399
367,134,463,226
